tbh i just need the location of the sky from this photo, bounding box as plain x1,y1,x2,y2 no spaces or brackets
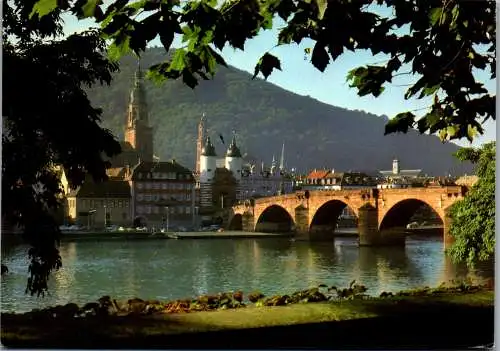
62,5,497,148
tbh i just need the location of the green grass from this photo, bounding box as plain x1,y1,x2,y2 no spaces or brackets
1,290,494,348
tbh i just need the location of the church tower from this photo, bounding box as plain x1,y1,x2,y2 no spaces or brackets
195,113,206,175
124,62,154,163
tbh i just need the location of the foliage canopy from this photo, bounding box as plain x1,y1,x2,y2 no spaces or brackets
33,0,496,142
447,142,496,267
3,0,122,295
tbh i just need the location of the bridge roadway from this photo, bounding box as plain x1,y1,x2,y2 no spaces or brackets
229,186,466,248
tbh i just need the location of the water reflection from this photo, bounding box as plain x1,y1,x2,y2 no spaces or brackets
1,237,494,313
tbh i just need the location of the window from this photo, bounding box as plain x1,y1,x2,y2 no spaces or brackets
185,206,191,214
137,194,144,201
153,206,159,214
162,194,169,200
178,207,184,214
138,173,143,179
118,201,123,208
153,182,160,190
145,194,151,202
145,183,151,190
162,183,167,190
137,206,144,214
137,183,144,190
146,206,152,214
147,173,151,179
124,201,129,207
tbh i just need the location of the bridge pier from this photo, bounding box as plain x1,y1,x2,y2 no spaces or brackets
358,204,380,246
241,213,255,232
294,205,311,241
358,204,405,246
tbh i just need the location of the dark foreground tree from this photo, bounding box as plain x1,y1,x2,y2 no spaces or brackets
33,0,495,142
3,0,121,295
447,142,495,267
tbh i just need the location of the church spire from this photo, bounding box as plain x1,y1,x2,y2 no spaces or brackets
124,59,154,163
279,142,285,171
127,60,148,127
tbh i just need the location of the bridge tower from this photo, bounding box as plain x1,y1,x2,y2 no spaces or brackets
199,136,217,216
225,132,243,200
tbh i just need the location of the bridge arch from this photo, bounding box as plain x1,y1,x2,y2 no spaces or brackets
227,213,243,230
379,198,444,232
255,205,295,233
310,200,358,238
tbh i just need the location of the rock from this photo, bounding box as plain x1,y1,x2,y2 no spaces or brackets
128,300,147,314
233,291,244,303
248,291,265,303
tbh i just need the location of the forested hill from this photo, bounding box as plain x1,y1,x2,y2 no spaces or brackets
87,47,471,176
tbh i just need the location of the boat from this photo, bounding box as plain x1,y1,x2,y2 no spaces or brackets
168,233,180,239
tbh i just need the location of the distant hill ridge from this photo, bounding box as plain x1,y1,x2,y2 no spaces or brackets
86,47,471,176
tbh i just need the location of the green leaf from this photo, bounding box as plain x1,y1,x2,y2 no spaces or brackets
159,21,175,51
429,7,442,26
311,43,329,72
253,53,282,80
81,0,103,19
446,125,459,138
422,84,440,96
467,124,479,142
450,4,459,27
107,36,131,61
315,0,328,20
182,69,199,89
384,112,415,135
169,49,187,72
30,0,57,18
126,0,147,12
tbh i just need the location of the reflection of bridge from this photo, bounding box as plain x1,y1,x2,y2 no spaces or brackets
229,186,466,248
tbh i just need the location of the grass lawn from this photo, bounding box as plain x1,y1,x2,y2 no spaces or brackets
1,290,494,349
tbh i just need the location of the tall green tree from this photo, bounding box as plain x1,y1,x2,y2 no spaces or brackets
447,142,495,267
3,0,122,295
33,0,495,142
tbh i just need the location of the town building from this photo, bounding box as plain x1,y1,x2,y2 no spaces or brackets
66,179,132,228
130,160,196,228
377,158,423,188
302,169,377,191
454,175,479,188
240,160,294,199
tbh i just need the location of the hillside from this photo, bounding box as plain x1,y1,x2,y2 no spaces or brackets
87,47,471,176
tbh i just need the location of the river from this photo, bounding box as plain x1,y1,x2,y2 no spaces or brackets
0,235,494,313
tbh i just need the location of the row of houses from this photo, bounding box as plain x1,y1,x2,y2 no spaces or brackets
64,160,196,229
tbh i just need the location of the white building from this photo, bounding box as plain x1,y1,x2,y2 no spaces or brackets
197,131,295,216
377,158,423,189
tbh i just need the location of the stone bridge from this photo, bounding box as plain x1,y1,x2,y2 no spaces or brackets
228,186,467,248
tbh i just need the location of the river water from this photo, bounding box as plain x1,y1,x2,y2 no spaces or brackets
1,235,494,313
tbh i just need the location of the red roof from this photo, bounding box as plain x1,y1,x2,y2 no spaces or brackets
306,170,330,180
